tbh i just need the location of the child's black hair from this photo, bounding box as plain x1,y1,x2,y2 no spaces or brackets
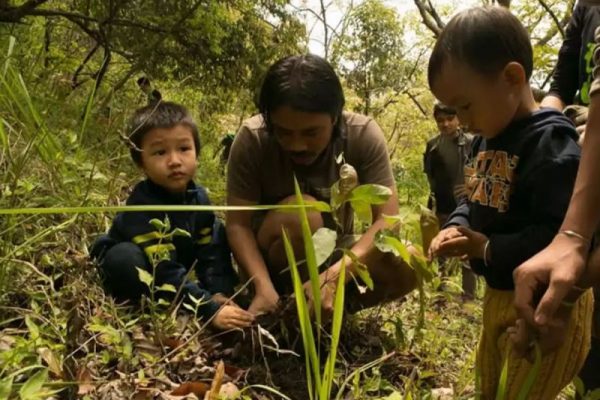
433,102,457,118
258,54,345,137
428,6,533,89
128,102,200,166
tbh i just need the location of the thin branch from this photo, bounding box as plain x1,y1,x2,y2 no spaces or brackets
72,42,100,89
537,0,565,39
413,0,443,37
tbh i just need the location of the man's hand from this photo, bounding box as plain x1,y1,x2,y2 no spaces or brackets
212,304,254,330
429,226,487,260
513,234,588,329
303,272,338,323
248,285,280,316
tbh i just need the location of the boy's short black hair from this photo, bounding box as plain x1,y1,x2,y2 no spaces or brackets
433,102,457,118
128,102,200,166
428,6,533,89
258,54,345,137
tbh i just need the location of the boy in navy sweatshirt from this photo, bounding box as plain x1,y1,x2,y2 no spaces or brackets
427,7,593,399
91,102,253,330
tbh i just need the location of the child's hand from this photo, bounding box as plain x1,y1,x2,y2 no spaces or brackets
431,226,488,261
428,226,465,260
212,304,254,330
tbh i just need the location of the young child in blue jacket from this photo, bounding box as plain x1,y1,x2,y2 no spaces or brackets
91,101,253,330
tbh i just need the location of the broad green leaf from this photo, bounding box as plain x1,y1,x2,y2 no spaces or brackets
157,283,177,293
350,200,372,225
171,228,191,238
136,268,153,288
157,298,170,306
573,377,585,396
0,376,13,400
586,388,600,400
374,233,411,265
149,218,166,230
348,184,391,205
312,228,337,267
19,369,47,400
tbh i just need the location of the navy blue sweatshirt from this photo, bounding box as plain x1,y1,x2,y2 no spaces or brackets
444,109,580,290
108,179,237,318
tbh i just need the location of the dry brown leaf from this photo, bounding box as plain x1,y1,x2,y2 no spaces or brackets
37,347,63,378
76,365,95,396
223,363,245,382
133,327,161,358
170,381,210,396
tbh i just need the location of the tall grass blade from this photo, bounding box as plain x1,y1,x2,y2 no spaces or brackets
495,346,510,400
282,228,321,399
515,342,541,400
293,177,322,331
320,259,346,399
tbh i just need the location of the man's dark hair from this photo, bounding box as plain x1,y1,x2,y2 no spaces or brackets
258,54,345,136
137,76,150,87
433,102,457,118
428,6,533,89
127,102,200,166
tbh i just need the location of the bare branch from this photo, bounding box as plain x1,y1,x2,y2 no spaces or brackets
413,0,443,37
537,0,565,39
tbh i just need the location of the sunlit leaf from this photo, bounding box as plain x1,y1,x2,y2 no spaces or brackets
171,227,191,238
24,316,39,341
374,233,411,265
348,184,391,205
157,283,177,293
0,376,13,400
149,218,166,230
313,228,337,267
136,267,153,288
350,200,372,225
19,369,47,400
342,249,374,290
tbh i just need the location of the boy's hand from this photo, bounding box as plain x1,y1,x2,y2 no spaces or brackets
431,226,488,261
248,286,280,316
212,305,254,330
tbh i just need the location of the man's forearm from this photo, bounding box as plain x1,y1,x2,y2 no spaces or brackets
226,224,274,292
324,216,388,283
561,96,600,239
